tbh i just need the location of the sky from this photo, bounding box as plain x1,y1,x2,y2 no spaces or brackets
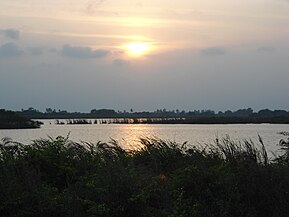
0,0,289,112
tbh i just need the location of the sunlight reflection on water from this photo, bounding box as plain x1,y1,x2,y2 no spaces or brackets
0,120,288,156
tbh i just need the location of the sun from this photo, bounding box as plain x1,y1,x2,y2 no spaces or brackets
126,42,149,56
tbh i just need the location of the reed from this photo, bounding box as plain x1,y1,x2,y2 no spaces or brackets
0,136,288,217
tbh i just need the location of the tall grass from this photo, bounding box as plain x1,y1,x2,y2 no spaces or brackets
0,136,289,217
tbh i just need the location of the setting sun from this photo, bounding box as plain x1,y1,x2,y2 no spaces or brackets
126,42,149,56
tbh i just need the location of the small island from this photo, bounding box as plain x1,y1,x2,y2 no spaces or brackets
0,109,42,129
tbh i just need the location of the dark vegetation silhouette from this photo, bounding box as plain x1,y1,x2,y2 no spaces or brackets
1,135,289,216
17,107,289,124
0,109,41,129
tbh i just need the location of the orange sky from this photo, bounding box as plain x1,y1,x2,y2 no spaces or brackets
0,0,289,111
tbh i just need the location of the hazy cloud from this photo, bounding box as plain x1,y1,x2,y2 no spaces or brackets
199,47,226,56
61,44,110,58
257,47,275,53
113,59,130,66
86,0,106,14
0,29,20,40
136,2,143,7
47,48,58,53
27,47,44,56
0,43,24,58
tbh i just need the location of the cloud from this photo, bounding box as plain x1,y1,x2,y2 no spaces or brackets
47,48,58,53
85,0,106,14
0,29,20,40
257,47,275,53
199,47,226,56
27,47,44,56
0,43,24,58
113,59,130,66
61,44,110,58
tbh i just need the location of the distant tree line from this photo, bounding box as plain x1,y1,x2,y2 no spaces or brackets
17,107,289,119
2,106,289,126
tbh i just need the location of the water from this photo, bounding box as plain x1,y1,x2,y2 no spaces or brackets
0,120,289,155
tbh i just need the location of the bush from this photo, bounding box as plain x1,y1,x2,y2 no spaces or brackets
0,136,289,216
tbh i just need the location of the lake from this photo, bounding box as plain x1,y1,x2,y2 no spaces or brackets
0,120,288,156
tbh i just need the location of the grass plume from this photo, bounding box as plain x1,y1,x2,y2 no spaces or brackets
0,136,289,217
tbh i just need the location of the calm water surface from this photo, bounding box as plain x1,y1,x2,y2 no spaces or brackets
0,120,289,155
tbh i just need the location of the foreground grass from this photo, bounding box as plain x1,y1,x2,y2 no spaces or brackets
1,136,289,217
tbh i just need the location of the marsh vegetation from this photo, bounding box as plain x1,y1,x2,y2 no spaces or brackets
1,135,289,216
18,108,289,124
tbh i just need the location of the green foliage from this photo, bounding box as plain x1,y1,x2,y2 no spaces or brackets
0,136,289,216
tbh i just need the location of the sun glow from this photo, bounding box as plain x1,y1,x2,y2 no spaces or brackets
126,42,149,56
